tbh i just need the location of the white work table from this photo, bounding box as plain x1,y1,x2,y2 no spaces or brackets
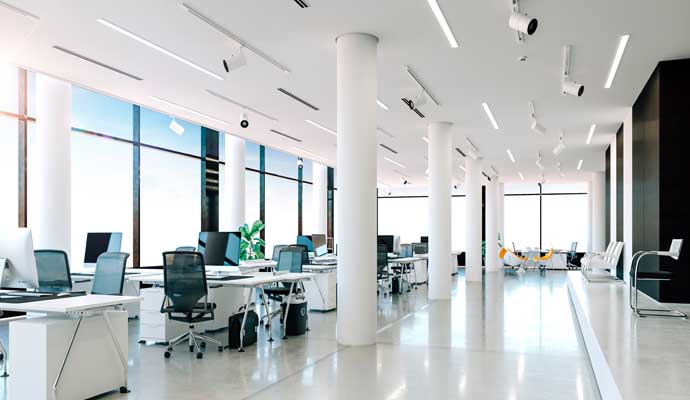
1,294,141,400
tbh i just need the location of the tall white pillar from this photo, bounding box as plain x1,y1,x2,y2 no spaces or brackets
485,177,499,271
33,74,72,253
312,162,328,235
592,171,606,252
225,135,246,230
497,182,505,249
465,157,483,282
428,121,453,300
335,32,378,346
587,181,593,252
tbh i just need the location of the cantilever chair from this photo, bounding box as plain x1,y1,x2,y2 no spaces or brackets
582,242,623,281
161,251,222,359
630,239,686,318
34,249,73,293
91,252,129,295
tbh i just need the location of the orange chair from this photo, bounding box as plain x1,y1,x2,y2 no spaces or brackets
533,249,554,270
499,248,528,269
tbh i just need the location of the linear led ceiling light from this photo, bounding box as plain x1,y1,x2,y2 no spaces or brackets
377,99,389,110
425,0,459,48
586,124,596,144
465,138,481,160
406,65,441,107
384,157,406,169
506,149,516,163
518,171,525,181
306,119,336,136
491,166,500,177
181,3,290,74
377,126,395,139
605,34,630,89
482,102,500,130
151,96,229,126
293,146,328,162
97,18,223,81
459,165,467,172
52,46,143,81
553,130,566,155
206,89,278,122
509,0,538,43
0,0,39,20
577,159,583,170
535,151,544,171
422,136,430,144
562,45,584,97
529,101,546,136
557,161,565,178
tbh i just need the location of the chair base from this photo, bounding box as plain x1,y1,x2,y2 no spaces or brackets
634,308,687,319
164,326,222,359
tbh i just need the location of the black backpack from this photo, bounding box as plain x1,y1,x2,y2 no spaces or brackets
227,309,259,349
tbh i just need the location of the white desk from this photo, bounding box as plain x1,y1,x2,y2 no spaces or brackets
389,257,425,292
2,294,141,400
131,272,313,350
303,264,337,311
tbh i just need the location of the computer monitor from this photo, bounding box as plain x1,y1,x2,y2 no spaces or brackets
0,228,39,289
84,232,122,264
400,244,413,258
198,232,241,266
377,235,395,253
393,236,401,254
296,235,314,252
421,236,428,244
312,234,328,257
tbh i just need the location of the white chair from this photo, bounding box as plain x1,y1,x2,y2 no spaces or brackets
630,239,685,318
581,241,614,270
582,242,623,281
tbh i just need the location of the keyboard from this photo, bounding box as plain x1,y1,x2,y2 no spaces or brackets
208,275,252,281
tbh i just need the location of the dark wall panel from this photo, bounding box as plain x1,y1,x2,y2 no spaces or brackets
605,146,611,245
615,125,624,279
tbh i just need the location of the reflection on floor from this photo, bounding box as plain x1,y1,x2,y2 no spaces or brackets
0,270,600,400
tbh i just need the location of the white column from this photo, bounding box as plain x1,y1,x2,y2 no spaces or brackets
335,32,378,346
312,162,328,235
497,182,505,249
225,135,246,230
33,74,72,254
465,157,483,282
587,181,593,252
485,177,499,271
592,171,606,252
428,121,453,300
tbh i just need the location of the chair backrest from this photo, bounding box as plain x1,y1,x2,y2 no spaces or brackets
569,242,578,255
276,246,303,273
34,249,72,293
412,243,428,255
666,239,683,260
176,246,196,252
607,242,624,266
512,242,517,252
91,252,129,295
162,251,207,313
377,245,388,274
292,244,310,266
272,245,288,261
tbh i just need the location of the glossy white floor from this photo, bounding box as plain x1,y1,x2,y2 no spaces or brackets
0,271,599,400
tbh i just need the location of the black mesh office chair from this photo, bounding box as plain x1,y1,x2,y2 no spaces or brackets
176,246,196,252
34,249,73,293
91,252,129,295
271,245,288,262
262,246,304,336
161,251,222,359
377,245,392,296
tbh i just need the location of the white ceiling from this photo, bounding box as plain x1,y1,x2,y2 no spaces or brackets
2,0,689,187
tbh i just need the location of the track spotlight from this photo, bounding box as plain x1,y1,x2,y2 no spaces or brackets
222,46,247,73
535,152,544,171
509,13,538,36
562,45,584,97
239,112,249,129
169,118,184,135
529,101,546,136
553,131,566,155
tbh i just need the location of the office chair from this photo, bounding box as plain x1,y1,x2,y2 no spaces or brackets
566,242,579,269
377,245,392,296
582,242,623,281
34,249,73,293
262,246,304,338
91,252,129,295
630,239,686,318
161,251,222,359
176,246,196,252
534,249,554,271
292,243,310,266
271,244,288,262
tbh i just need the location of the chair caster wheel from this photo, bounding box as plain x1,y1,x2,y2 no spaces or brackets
200,341,206,348
119,386,130,394
164,351,171,359
196,352,203,359
218,346,223,352
189,345,194,352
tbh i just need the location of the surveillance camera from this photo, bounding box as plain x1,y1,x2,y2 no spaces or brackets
222,46,246,73
562,80,584,97
509,13,538,36
240,113,249,129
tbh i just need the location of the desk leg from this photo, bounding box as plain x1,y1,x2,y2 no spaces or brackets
102,311,129,393
282,282,296,339
53,315,84,397
0,339,7,377
313,275,326,310
239,287,254,352
259,287,273,342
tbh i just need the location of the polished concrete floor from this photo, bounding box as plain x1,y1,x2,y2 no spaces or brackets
0,270,600,399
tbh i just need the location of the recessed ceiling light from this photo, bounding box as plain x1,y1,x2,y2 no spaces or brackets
306,119,337,136
577,159,583,170
586,124,596,144
604,34,630,89
506,149,516,163
384,157,406,169
459,165,466,172
0,0,39,20
377,99,389,110
518,171,524,181
97,18,223,81
425,0,459,48
481,102,500,130
151,96,229,126
422,136,430,144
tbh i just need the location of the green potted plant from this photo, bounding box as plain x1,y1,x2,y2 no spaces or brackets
239,220,265,261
